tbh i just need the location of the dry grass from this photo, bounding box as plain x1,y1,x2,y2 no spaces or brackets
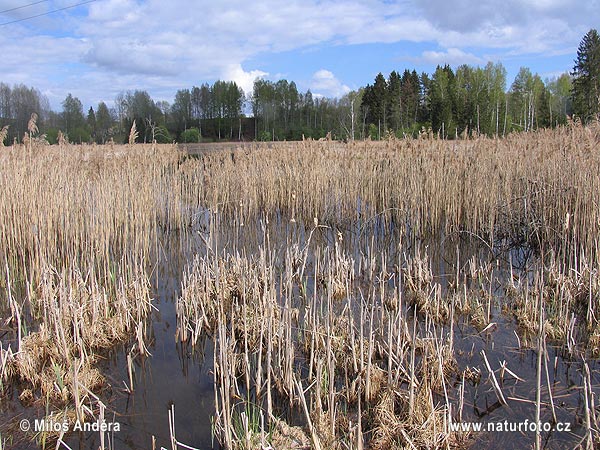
2,122,600,449
0,125,8,147
0,141,183,444
185,122,600,258
177,229,465,449
173,123,600,449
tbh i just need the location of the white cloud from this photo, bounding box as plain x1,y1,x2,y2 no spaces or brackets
2,0,599,110
415,0,599,53
223,64,268,95
310,70,350,98
84,39,180,76
414,48,486,66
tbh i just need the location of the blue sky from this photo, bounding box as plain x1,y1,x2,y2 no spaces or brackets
0,0,597,111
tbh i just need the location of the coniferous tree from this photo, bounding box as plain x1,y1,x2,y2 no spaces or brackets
387,71,402,132
361,73,387,138
400,70,421,131
87,107,96,141
372,73,387,135
572,29,600,122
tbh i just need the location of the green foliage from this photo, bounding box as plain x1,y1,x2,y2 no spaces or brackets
429,65,456,137
572,29,600,123
361,73,387,130
95,102,113,143
509,67,552,131
368,123,378,140
258,130,272,141
87,106,96,140
45,128,59,145
547,73,572,126
180,127,200,143
2,55,582,144
154,125,171,143
172,89,192,135
62,93,85,134
69,126,91,144
387,71,402,131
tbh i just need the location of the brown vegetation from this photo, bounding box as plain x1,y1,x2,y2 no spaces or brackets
1,121,600,449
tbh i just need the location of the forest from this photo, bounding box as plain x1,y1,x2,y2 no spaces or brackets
1,29,598,144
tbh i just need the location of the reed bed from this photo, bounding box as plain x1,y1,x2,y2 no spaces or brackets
177,219,600,449
174,122,600,449
177,227,471,449
0,140,187,446
1,122,599,448
186,121,600,260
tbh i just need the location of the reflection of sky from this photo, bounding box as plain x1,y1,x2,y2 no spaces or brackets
0,0,595,110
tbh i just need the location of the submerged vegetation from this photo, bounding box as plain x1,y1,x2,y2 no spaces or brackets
1,120,600,449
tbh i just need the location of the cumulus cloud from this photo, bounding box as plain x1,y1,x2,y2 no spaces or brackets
414,48,486,66
223,64,269,95
310,70,350,98
415,0,599,52
84,39,180,76
2,0,598,109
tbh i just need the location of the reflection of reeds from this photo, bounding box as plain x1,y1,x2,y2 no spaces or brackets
172,124,600,449
177,232,466,449
188,124,600,259
0,142,182,444
3,123,600,448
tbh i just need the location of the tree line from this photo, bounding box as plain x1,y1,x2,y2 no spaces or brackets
360,63,574,139
1,29,598,144
0,80,248,145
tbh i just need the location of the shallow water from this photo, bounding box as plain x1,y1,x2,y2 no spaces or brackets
2,216,599,450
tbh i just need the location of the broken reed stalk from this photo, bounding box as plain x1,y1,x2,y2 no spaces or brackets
480,350,507,406
4,263,20,352
535,275,545,450
542,339,557,425
409,308,417,418
582,362,596,450
127,350,135,393
295,378,323,450
3,126,594,448
0,143,185,440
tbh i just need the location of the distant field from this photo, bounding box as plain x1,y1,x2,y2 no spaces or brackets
178,140,334,154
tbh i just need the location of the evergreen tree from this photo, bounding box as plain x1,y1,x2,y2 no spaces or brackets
400,70,421,130
572,29,600,122
372,73,387,135
361,73,387,138
87,107,96,141
387,71,402,132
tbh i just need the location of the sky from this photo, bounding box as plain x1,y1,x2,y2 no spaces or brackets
0,0,598,111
